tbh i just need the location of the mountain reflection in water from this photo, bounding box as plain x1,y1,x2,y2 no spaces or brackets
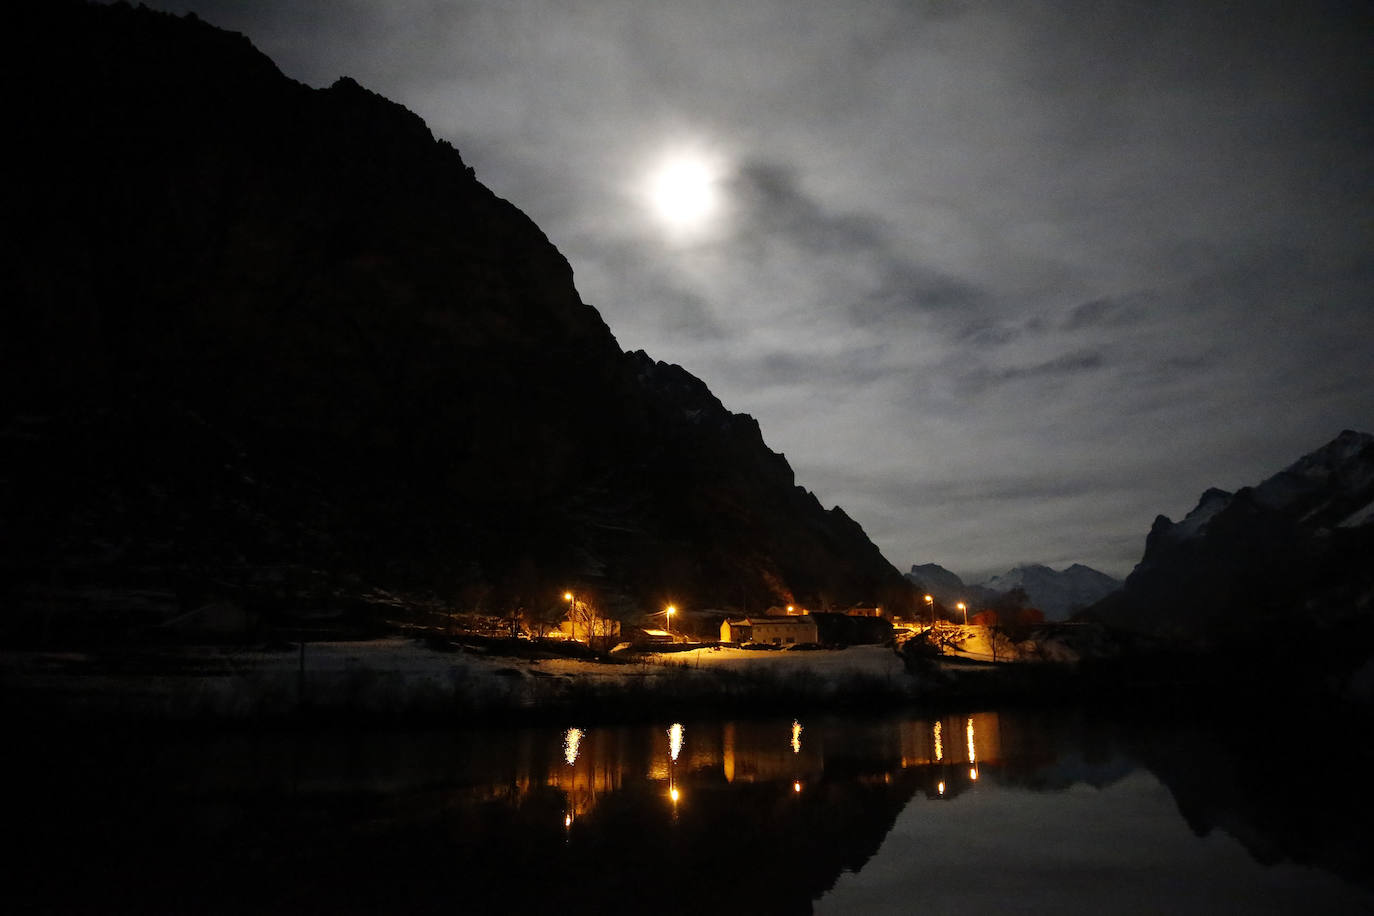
10,708,1373,914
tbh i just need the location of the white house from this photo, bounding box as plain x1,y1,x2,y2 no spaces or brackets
720,616,818,646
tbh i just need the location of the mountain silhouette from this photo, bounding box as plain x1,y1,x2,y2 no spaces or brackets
1088,430,1374,648
2,1,914,641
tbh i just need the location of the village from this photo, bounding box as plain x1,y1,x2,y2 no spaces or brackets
490,589,1065,668
0,587,1090,725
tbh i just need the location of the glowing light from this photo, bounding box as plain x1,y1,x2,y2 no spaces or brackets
563,727,583,766
966,717,977,764
937,780,946,796
648,155,718,229
933,721,944,762
793,781,802,793
668,723,684,763
564,813,573,828
970,768,979,780
670,786,680,803
564,592,573,602
791,720,803,754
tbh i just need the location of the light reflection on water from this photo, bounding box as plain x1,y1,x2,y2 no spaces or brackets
562,726,583,765
9,708,1374,914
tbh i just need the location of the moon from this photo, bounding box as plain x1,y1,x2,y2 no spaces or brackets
647,154,720,232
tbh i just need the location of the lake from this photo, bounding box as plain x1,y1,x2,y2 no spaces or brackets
9,705,1372,914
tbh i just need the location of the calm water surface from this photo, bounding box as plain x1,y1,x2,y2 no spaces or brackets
10,706,1372,914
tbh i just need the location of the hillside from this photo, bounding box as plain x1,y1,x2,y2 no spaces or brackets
1088,430,1374,646
1,1,914,643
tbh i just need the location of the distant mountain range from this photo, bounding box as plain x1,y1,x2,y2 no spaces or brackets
981,564,1123,620
1088,429,1374,645
905,562,1122,622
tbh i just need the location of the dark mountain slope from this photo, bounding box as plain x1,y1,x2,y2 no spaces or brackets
2,1,913,641
1087,430,1374,646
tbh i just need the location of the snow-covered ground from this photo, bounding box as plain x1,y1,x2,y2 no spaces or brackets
0,638,918,721
616,644,905,677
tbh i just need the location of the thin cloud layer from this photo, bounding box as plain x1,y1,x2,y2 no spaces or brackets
140,0,1373,579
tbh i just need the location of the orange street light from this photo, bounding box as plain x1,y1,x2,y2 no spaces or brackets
957,601,967,625
666,604,676,637
924,594,935,630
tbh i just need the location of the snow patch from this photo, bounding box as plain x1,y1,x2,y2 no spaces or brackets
1338,497,1374,528
1168,488,1232,542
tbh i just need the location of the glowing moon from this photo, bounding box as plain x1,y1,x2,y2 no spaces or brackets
647,155,719,230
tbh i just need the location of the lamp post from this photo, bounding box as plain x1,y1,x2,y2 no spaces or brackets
564,591,575,640
957,601,967,625
666,605,676,640
925,594,934,631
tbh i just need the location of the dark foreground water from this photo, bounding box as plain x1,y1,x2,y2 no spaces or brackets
9,706,1373,914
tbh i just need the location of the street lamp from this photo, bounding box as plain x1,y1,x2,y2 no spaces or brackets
666,604,676,639
925,594,934,630
957,601,967,625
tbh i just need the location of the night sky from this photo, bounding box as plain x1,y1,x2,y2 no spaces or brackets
131,1,1372,580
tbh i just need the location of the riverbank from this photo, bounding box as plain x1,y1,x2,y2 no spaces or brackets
5,632,1368,727
1,638,923,725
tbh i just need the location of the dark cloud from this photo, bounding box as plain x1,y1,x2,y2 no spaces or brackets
723,159,987,326
136,0,1374,579
989,350,1105,384
1061,297,1140,331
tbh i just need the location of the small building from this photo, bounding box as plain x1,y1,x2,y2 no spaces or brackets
720,615,818,646
633,627,675,646
763,605,808,617
721,618,749,643
845,605,884,618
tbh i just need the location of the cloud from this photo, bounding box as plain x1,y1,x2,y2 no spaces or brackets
704,158,988,338
985,349,1106,384
140,0,1374,580
1061,297,1141,332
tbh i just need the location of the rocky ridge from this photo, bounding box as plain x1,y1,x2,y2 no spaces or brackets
1088,430,1374,644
